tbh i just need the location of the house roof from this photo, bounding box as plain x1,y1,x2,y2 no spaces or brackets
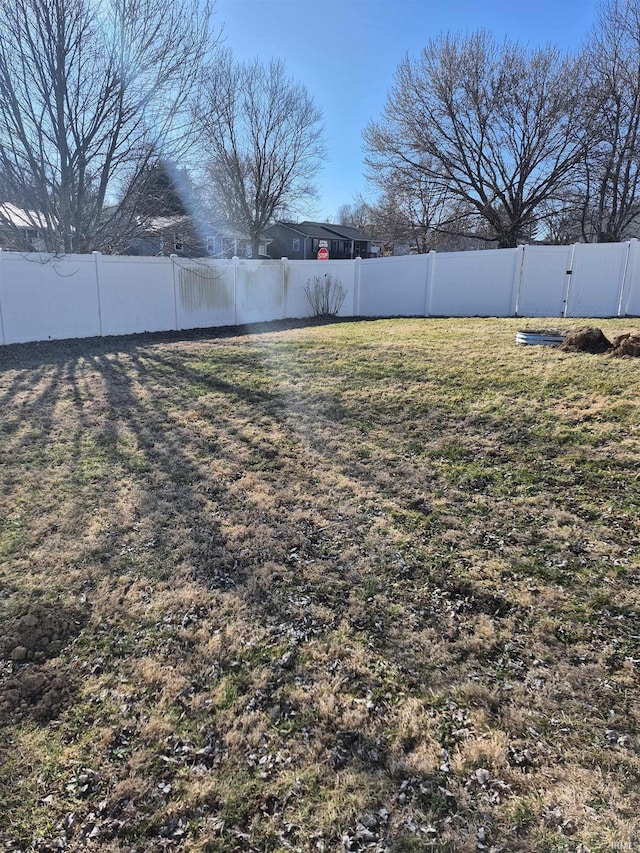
0,202,51,230
272,221,371,242
142,215,255,242
320,223,370,241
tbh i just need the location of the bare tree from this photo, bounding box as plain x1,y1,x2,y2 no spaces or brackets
536,196,585,244
576,0,640,242
365,32,588,248
197,53,326,258
364,152,471,253
337,197,373,231
0,0,212,253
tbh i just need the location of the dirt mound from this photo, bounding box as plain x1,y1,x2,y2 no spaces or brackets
0,665,74,723
611,332,640,357
560,327,612,353
0,602,88,723
0,602,87,665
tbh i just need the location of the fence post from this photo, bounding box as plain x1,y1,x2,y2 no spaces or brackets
562,244,577,317
0,249,5,346
92,251,103,337
170,254,179,330
424,251,436,317
425,251,437,316
512,244,526,317
281,257,289,319
618,239,636,317
353,256,361,316
232,256,239,326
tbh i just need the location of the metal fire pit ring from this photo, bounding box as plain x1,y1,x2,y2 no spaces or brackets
516,329,567,347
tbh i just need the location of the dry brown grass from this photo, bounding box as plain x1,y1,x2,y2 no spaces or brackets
0,317,639,852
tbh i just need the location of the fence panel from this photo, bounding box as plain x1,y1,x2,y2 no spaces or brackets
236,260,285,325
358,254,429,316
626,275,640,315
175,259,235,330
0,253,99,344
99,255,175,336
429,249,518,316
567,243,628,317
283,260,354,319
517,245,573,317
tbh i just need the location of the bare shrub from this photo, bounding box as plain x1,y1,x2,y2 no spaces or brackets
304,273,347,317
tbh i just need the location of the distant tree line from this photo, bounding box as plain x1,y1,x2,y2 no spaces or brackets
357,0,640,252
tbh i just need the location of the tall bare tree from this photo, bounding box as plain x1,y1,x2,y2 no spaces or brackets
365,32,588,248
197,53,326,258
576,0,640,242
0,0,212,253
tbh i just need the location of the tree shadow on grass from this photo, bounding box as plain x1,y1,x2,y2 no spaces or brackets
80,340,520,847
0,327,629,852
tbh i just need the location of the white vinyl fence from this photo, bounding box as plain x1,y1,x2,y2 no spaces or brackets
1,240,639,346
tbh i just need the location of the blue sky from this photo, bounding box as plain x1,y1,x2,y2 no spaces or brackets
214,0,600,221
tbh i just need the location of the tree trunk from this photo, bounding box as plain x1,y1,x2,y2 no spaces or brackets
496,233,518,249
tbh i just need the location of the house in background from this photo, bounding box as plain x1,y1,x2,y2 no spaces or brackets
0,203,51,251
128,215,270,259
265,221,377,260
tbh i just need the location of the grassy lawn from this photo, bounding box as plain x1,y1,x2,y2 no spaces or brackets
0,317,639,852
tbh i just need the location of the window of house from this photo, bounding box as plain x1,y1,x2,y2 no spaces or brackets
312,238,319,252
331,240,338,254
355,242,361,256
206,235,216,255
174,234,184,252
344,241,349,254
293,238,300,252
21,228,45,252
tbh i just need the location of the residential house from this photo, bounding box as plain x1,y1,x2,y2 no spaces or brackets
0,203,51,251
128,215,270,259
265,221,377,260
